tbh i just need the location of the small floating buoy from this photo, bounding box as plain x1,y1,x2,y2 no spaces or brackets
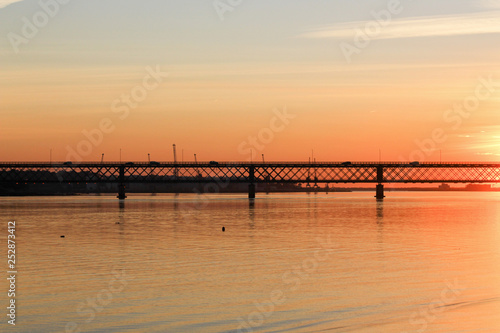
60,235,65,238
222,227,225,232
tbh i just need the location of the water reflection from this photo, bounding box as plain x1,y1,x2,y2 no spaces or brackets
248,199,255,229
375,200,385,250
0,193,499,332
376,200,384,223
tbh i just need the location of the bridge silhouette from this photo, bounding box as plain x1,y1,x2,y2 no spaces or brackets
1,161,500,200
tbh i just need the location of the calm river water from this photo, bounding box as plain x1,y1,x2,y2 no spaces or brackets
1,192,500,332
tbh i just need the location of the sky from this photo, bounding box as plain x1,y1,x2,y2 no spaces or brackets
1,0,499,162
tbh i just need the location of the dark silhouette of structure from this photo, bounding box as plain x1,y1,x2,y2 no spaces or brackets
1,161,500,200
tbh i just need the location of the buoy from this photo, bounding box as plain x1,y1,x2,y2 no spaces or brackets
222,227,225,232
60,235,65,238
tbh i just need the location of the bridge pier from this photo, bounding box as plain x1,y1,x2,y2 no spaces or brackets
117,166,127,200
375,184,385,200
375,165,385,200
248,183,256,199
118,184,127,200
248,165,256,199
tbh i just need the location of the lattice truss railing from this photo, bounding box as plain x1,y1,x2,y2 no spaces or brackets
124,165,250,183
254,166,378,183
384,166,500,183
0,165,121,183
0,165,378,184
1,164,500,184
0,165,253,183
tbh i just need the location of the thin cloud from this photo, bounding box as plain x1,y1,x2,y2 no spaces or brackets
481,0,500,9
0,0,23,9
298,11,500,40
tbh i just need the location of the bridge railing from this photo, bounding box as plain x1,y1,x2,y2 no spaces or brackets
2,161,500,166
2,163,500,183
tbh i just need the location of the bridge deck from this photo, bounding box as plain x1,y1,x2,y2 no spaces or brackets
1,162,500,184
2,162,499,199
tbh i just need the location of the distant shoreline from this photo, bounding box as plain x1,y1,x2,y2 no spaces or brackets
1,187,499,197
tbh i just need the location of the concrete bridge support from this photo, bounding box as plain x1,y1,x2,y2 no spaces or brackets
117,166,127,200
248,183,256,199
375,165,385,200
376,184,385,200
248,165,256,199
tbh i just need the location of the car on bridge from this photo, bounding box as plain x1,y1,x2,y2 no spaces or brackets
409,161,420,166
209,161,219,166
341,161,352,166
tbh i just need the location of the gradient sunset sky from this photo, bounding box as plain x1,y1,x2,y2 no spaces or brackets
1,0,499,162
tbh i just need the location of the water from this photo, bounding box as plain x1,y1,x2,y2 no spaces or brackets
1,192,500,332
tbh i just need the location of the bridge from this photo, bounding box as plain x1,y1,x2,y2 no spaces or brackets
1,161,500,200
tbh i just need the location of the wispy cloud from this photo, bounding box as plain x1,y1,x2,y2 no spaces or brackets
0,0,23,9
455,127,500,156
298,11,500,40
481,0,500,9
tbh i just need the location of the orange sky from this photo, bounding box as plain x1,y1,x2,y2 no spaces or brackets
1,1,499,162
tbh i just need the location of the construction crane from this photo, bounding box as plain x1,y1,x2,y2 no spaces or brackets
173,144,178,177
194,154,201,177
262,154,270,185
